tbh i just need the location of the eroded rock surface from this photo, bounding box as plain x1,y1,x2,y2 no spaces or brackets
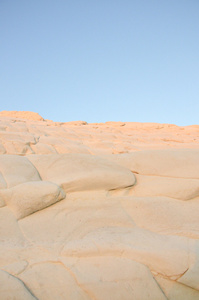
0,111,199,299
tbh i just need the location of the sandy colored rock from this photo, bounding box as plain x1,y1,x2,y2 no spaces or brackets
0,270,37,300
0,207,29,247
155,275,199,300
28,154,136,192
0,172,7,189
0,155,40,188
0,112,199,299
126,174,199,200
61,226,192,278
60,257,167,300
1,113,199,155
178,240,199,290
119,196,199,238
18,262,90,300
103,149,199,178
2,260,28,276
3,181,65,219
0,110,44,121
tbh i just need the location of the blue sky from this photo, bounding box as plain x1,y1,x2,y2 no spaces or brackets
0,0,199,125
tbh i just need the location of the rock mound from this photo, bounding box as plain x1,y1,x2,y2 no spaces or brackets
0,111,44,121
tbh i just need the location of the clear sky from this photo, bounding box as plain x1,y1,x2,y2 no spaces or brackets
0,0,199,125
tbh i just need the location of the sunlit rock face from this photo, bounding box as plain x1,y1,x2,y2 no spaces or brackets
0,111,199,300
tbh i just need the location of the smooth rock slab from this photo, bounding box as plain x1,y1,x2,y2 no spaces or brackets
18,262,90,300
61,257,167,300
61,226,192,278
28,154,136,192
155,275,199,300
120,196,199,238
128,174,199,200
104,149,199,178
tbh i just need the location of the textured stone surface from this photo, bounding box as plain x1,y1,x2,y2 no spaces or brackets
0,269,37,300
0,111,199,299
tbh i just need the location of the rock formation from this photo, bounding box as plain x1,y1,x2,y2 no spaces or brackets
0,111,199,299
